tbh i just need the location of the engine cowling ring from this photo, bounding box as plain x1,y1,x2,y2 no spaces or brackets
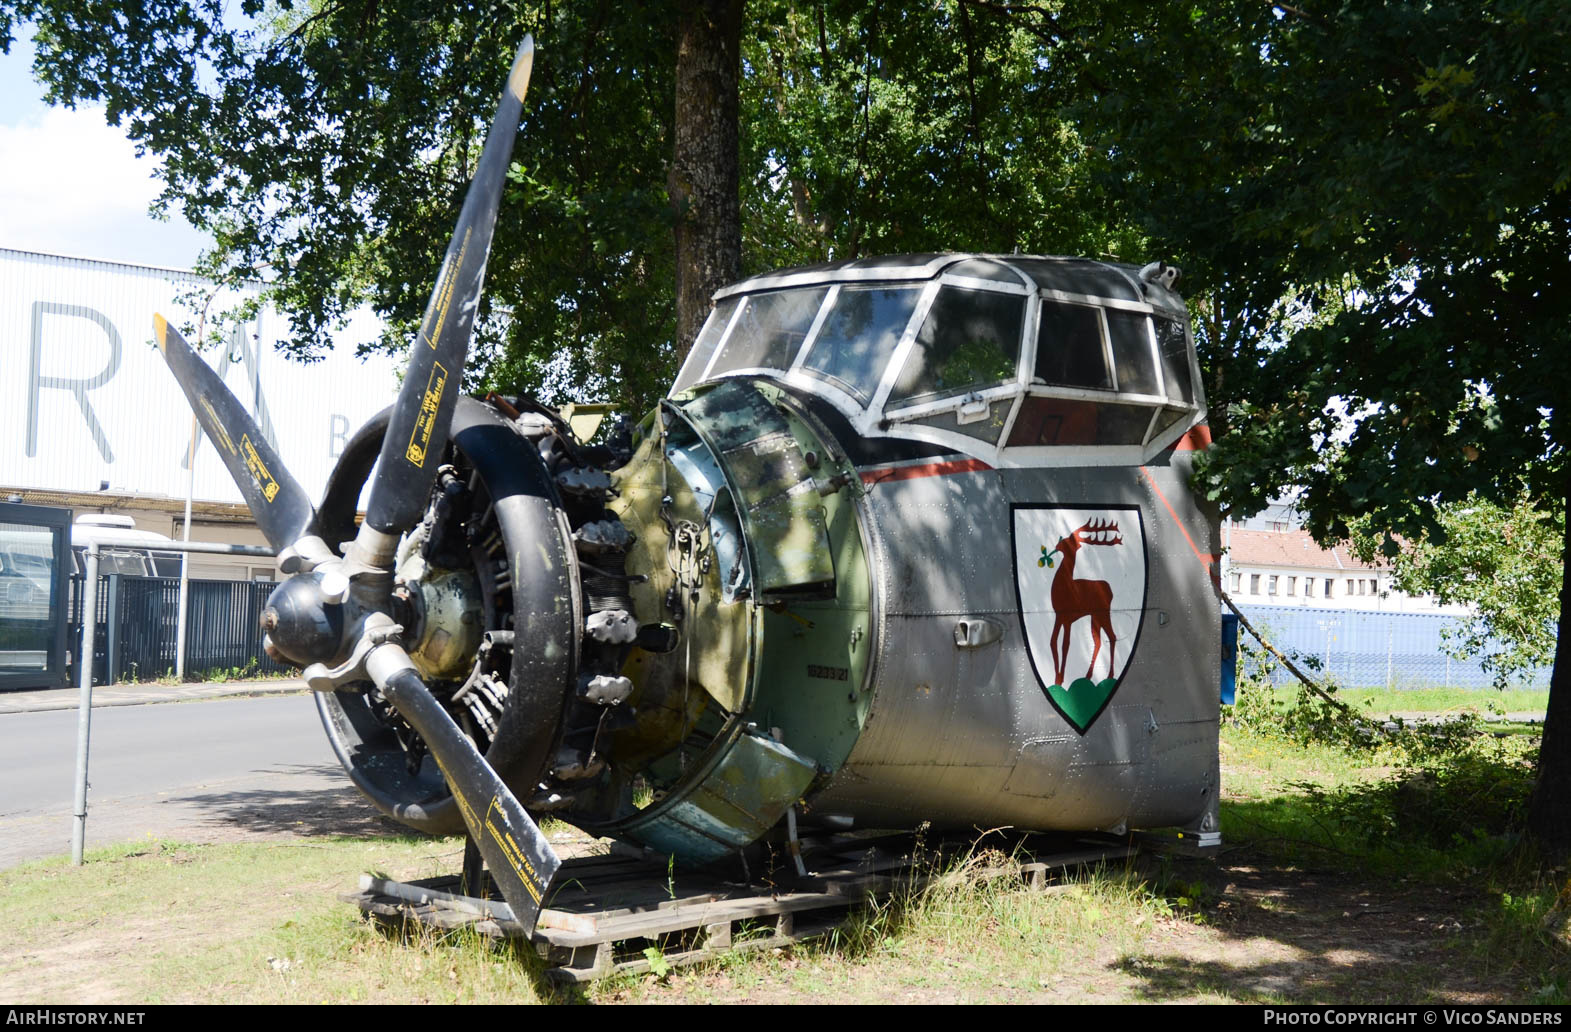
313,398,581,833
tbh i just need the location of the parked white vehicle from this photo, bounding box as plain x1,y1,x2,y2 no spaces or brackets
66,515,183,577
1,514,183,629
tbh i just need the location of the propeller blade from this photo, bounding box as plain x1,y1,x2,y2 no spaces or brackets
368,646,560,930
365,36,535,539
153,314,315,552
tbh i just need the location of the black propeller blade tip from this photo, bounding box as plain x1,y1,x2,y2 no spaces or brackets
151,312,314,553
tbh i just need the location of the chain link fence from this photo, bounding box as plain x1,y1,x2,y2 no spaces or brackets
1235,604,1552,690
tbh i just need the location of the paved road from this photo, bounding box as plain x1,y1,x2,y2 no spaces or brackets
0,694,395,869
0,677,311,715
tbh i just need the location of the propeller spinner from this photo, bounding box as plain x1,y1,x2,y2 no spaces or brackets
152,36,560,930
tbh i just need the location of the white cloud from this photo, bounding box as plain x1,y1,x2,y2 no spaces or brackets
0,105,211,268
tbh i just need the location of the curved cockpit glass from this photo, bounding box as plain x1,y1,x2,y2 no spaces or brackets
708,287,827,379
671,255,1203,461
802,285,924,402
887,287,1024,406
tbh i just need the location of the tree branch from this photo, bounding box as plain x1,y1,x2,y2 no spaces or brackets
1221,591,1357,716
957,0,1111,93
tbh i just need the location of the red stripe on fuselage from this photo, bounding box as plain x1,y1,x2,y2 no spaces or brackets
1139,465,1216,578
858,457,992,485
1172,424,1212,451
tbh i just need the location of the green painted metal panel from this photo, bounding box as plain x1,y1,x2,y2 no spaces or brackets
624,730,819,863
676,381,836,594
751,459,874,774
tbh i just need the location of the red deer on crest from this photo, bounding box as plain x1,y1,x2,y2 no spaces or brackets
1046,519,1124,685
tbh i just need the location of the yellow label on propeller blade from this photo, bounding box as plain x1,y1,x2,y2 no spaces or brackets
405,361,449,467
198,398,238,456
240,434,281,502
486,795,544,903
453,784,480,836
423,229,471,352
454,787,545,904
508,39,534,101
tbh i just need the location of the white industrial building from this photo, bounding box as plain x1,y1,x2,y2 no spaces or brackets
1221,521,1463,614
1,246,401,579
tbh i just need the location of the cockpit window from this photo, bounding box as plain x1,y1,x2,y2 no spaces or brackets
1006,398,1154,447
908,397,1014,444
1035,300,1112,390
1014,259,1141,301
673,296,740,393
887,286,1024,407
1154,317,1193,404
1106,309,1160,397
802,285,923,404
708,287,828,378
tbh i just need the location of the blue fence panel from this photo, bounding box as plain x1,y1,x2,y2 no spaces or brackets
1234,605,1553,690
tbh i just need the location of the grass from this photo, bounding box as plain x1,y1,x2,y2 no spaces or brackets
601,849,1207,1005
1217,720,1569,1002
3,719,1566,1004
0,830,1228,1004
144,661,299,686
1236,683,1548,720
0,835,568,1004
1339,685,1549,716
1218,724,1533,875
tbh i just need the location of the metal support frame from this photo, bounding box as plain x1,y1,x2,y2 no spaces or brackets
70,544,100,866
104,574,121,685
68,533,274,866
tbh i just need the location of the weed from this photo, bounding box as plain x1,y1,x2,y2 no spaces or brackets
642,946,671,978
142,661,297,686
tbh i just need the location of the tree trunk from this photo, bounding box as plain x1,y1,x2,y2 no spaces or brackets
670,0,743,359
1527,479,1571,861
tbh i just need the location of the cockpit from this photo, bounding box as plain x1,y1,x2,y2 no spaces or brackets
671,254,1203,465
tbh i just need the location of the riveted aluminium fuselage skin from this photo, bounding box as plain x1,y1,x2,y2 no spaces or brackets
586,379,1219,853
805,426,1221,836
561,254,1223,858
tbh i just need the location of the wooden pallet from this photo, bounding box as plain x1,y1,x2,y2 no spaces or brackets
349,833,1135,983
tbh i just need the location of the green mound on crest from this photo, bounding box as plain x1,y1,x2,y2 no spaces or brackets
1046,676,1118,732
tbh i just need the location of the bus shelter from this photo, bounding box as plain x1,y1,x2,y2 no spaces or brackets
0,501,72,691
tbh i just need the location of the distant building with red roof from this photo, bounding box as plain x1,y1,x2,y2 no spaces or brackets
1222,522,1461,613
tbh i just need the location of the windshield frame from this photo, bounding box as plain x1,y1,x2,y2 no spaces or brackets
671,255,1205,467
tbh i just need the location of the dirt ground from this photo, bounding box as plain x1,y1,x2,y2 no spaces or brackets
3,784,1557,1004
1078,857,1521,1004
611,850,1548,1005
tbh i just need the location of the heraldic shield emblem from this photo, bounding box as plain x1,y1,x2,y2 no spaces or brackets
1012,504,1148,734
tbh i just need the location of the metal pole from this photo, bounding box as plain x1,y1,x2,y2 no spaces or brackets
64,536,267,864
177,293,216,683
71,543,101,866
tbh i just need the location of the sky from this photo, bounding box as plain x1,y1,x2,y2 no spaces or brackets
0,27,213,269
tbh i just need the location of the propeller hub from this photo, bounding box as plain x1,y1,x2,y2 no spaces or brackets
261,572,349,668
